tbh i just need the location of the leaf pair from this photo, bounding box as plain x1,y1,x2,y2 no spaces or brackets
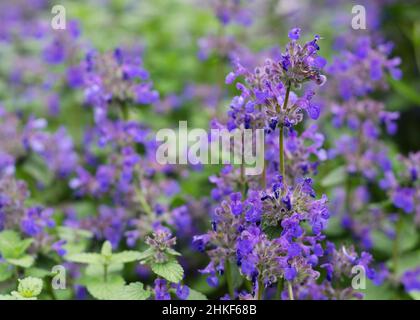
65,241,143,266
65,241,151,300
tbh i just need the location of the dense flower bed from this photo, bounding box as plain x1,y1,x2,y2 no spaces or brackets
0,0,419,300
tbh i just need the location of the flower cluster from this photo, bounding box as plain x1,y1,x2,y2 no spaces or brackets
401,267,420,293
326,37,401,100
380,152,420,224
225,30,326,131
318,26,406,257
329,99,398,180
82,47,159,124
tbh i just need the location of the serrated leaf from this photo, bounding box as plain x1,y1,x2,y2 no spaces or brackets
65,253,103,265
114,282,151,300
0,263,13,282
320,165,346,187
187,289,207,300
110,251,143,264
151,259,184,283
86,276,125,300
87,282,124,300
7,255,34,268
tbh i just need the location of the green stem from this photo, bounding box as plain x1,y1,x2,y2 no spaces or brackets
14,266,20,280
392,216,403,277
283,82,291,111
278,83,291,178
120,101,129,121
287,281,294,300
216,24,225,119
261,159,266,189
136,187,154,218
275,279,284,300
258,104,266,189
104,264,108,282
279,125,285,178
240,164,246,196
240,132,247,196
345,175,352,215
225,260,235,299
47,276,57,300
257,278,264,300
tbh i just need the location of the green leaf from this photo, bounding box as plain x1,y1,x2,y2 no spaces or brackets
85,277,150,300
0,230,33,259
320,165,346,188
24,267,53,278
388,75,420,106
85,263,123,277
391,250,420,277
66,245,141,267
57,226,93,254
15,239,34,257
360,279,396,300
65,253,103,265
187,289,207,300
324,215,345,237
101,241,113,257
23,154,54,187
57,226,93,240
114,282,151,300
87,282,124,300
0,263,13,282
137,248,155,261
7,255,34,268
166,248,182,256
151,259,184,283
17,276,43,298
110,251,143,264
262,225,281,240
372,219,418,256
86,276,125,300
409,291,420,300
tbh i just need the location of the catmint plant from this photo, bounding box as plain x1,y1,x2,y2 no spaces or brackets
0,0,418,302
194,29,368,301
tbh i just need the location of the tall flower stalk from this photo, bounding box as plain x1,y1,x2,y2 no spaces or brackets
195,28,353,300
